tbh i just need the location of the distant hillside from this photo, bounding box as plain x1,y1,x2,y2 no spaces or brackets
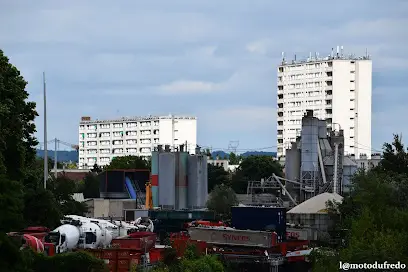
35,149,277,163
36,150,78,162
211,150,277,159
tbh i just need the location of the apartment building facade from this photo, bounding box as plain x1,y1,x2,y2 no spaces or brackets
78,115,197,169
277,48,372,159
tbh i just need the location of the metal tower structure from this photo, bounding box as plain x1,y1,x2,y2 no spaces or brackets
228,140,239,153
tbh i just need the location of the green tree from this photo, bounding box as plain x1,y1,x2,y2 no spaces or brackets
82,173,101,199
0,50,38,182
207,164,230,192
312,135,408,271
0,50,39,232
231,155,283,194
206,184,238,221
0,176,24,232
23,188,62,229
106,155,149,170
228,152,241,165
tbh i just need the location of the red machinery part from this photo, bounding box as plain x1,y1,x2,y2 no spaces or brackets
23,234,45,253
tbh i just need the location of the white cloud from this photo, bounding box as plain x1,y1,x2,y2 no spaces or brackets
156,80,221,95
0,0,407,151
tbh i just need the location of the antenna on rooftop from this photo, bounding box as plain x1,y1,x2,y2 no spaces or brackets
340,46,344,58
281,51,285,62
331,48,334,58
336,46,339,58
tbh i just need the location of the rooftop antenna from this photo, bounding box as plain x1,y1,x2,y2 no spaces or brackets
336,46,339,58
365,48,368,59
340,46,344,58
281,51,285,62
331,48,334,58
294,54,297,61
309,52,312,60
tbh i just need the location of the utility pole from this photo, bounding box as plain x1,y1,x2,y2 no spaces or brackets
54,138,58,178
43,72,48,189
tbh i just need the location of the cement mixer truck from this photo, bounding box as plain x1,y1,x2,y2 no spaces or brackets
46,217,114,253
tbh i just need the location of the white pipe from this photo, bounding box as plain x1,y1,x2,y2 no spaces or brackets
317,140,327,184
333,143,339,194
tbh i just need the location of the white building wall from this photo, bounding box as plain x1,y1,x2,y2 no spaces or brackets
355,61,372,159
277,55,372,159
78,115,197,169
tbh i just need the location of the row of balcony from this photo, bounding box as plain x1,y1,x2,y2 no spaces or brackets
80,121,160,131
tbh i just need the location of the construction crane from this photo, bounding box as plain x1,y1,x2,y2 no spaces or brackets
38,138,79,178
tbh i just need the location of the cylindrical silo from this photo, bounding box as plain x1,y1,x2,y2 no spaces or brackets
199,154,208,207
176,152,188,210
187,154,208,209
158,152,176,209
151,151,159,207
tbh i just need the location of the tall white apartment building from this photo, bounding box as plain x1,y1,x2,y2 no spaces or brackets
78,115,197,169
277,47,372,159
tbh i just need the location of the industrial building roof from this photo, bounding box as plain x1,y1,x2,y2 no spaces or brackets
288,192,343,214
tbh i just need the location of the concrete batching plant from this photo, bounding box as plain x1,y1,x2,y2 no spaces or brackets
151,144,208,210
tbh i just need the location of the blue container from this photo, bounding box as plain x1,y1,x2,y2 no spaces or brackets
231,206,287,243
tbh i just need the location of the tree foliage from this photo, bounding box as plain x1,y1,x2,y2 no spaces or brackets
228,152,241,165
105,155,150,170
312,134,408,270
207,164,230,192
81,173,101,199
153,244,224,272
231,155,283,194
206,184,238,221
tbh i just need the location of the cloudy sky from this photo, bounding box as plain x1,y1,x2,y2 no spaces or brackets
1,0,407,153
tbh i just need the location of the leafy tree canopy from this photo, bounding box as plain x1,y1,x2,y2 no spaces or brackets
206,184,238,221
105,155,150,170
228,152,241,165
207,164,230,192
313,134,408,270
231,155,283,194
0,49,38,182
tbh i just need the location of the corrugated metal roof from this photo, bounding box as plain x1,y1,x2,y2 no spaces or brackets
287,192,343,214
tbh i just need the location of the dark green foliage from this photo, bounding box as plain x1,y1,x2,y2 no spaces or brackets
153,244,224,272
227,152,241,165
312,135,408,270
105,155,150,170
206,184,238,221
0,234,31,272
81,173,101,198
0,50,38,182
207,164,230,192
231,155,283,193
30,251,107,272
0,176,24,232
23,188,62,229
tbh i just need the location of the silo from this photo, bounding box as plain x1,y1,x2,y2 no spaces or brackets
151,151,159,207
158,152,176,209
300,110,319,192
176,151,188,210
188,154,208,209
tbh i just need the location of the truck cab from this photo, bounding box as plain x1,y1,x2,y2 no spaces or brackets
45,231,67,253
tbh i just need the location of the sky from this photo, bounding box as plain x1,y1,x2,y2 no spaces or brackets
1,0,407,154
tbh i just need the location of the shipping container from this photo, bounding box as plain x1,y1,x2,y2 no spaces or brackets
158,153,176,209
231,206,286,243
286,228,309,240
111,232,156,252
187,155,208,209
188,227,276,248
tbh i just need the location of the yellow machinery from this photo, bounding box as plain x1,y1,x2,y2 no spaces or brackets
145,181,153,209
